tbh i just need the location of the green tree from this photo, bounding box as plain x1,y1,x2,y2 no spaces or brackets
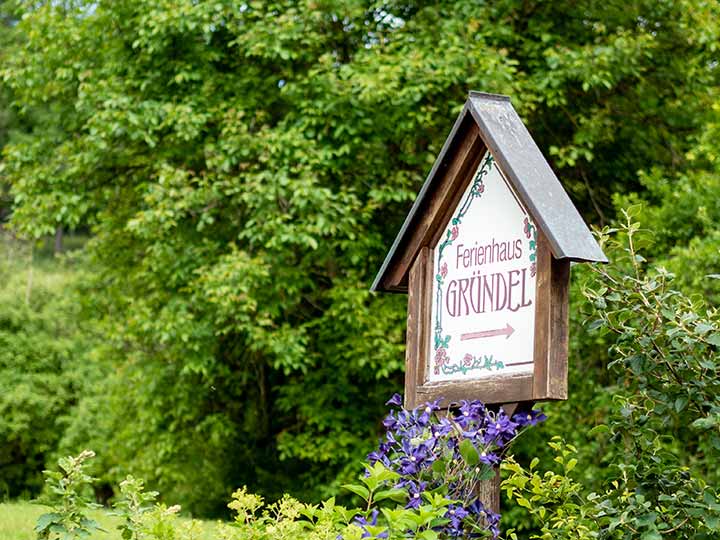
0,0,24,222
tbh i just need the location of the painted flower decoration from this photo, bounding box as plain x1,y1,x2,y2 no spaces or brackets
434,347,448,367
440,262,448,279
463,353,473,367
523,217,532,238
434,347,449,375
450,225,459,240
530,262,537,277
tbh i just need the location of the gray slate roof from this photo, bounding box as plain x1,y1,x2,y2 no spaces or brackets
371,91,608,292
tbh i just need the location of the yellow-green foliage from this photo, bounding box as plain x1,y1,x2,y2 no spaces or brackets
0,501,219,540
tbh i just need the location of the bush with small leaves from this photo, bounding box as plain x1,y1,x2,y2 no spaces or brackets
34,450,103,540
112,475,160,540
501,213,720,540
33,392,546,539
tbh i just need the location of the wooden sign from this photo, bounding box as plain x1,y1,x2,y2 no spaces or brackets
371,92,607,409
429,151,537,383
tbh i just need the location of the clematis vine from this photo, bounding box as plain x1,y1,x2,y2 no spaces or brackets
363,394,546,539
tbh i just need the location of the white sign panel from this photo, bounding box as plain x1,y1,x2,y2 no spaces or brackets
429,151,537,382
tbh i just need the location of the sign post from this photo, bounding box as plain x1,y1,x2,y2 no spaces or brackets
371,91,607,514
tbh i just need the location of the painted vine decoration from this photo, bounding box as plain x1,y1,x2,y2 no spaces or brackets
524,217,538,276
433,153,505,376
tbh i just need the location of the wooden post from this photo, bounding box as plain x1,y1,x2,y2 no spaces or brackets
475,402,518,513
477,469,501,514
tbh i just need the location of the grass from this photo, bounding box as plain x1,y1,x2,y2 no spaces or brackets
0,501,222,540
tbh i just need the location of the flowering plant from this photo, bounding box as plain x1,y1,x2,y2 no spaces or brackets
346,394,546,539
34,397,546,540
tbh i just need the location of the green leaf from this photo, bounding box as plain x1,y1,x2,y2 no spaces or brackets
374,488,407,504
431,459,447,474
587,319,605,331
692,417,718,430
35,513,62,532
588,424,610,436
696,322,714,335
342,484,370,502
674,397,688,413
458,439,479,466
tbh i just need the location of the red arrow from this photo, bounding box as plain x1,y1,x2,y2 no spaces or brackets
460,323,515,341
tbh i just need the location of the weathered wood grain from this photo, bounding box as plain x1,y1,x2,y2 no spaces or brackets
415,373,533,408
477,468,501,514
532,232,570,400
405,248,429,410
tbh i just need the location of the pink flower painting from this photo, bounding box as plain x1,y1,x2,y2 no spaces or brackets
434,347,448,368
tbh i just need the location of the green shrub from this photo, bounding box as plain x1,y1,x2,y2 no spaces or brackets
502,213,720,539
0,235,98,499
36,393,544,540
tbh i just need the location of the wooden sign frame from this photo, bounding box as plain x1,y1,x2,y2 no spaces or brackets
371,92,606,410
404,241,569,410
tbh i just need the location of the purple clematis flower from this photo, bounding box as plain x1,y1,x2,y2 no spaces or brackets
468,499,501,539
368,394,543,540
367,450,391,467
405,481,427,509
513,409,547,427
382,411,397,431
353,509,389,538
398,439,429,475
445,504,470,531
415,399,442,426
482,411,518,446
431,416,454,438
479,450,500,466
454,400,484,428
